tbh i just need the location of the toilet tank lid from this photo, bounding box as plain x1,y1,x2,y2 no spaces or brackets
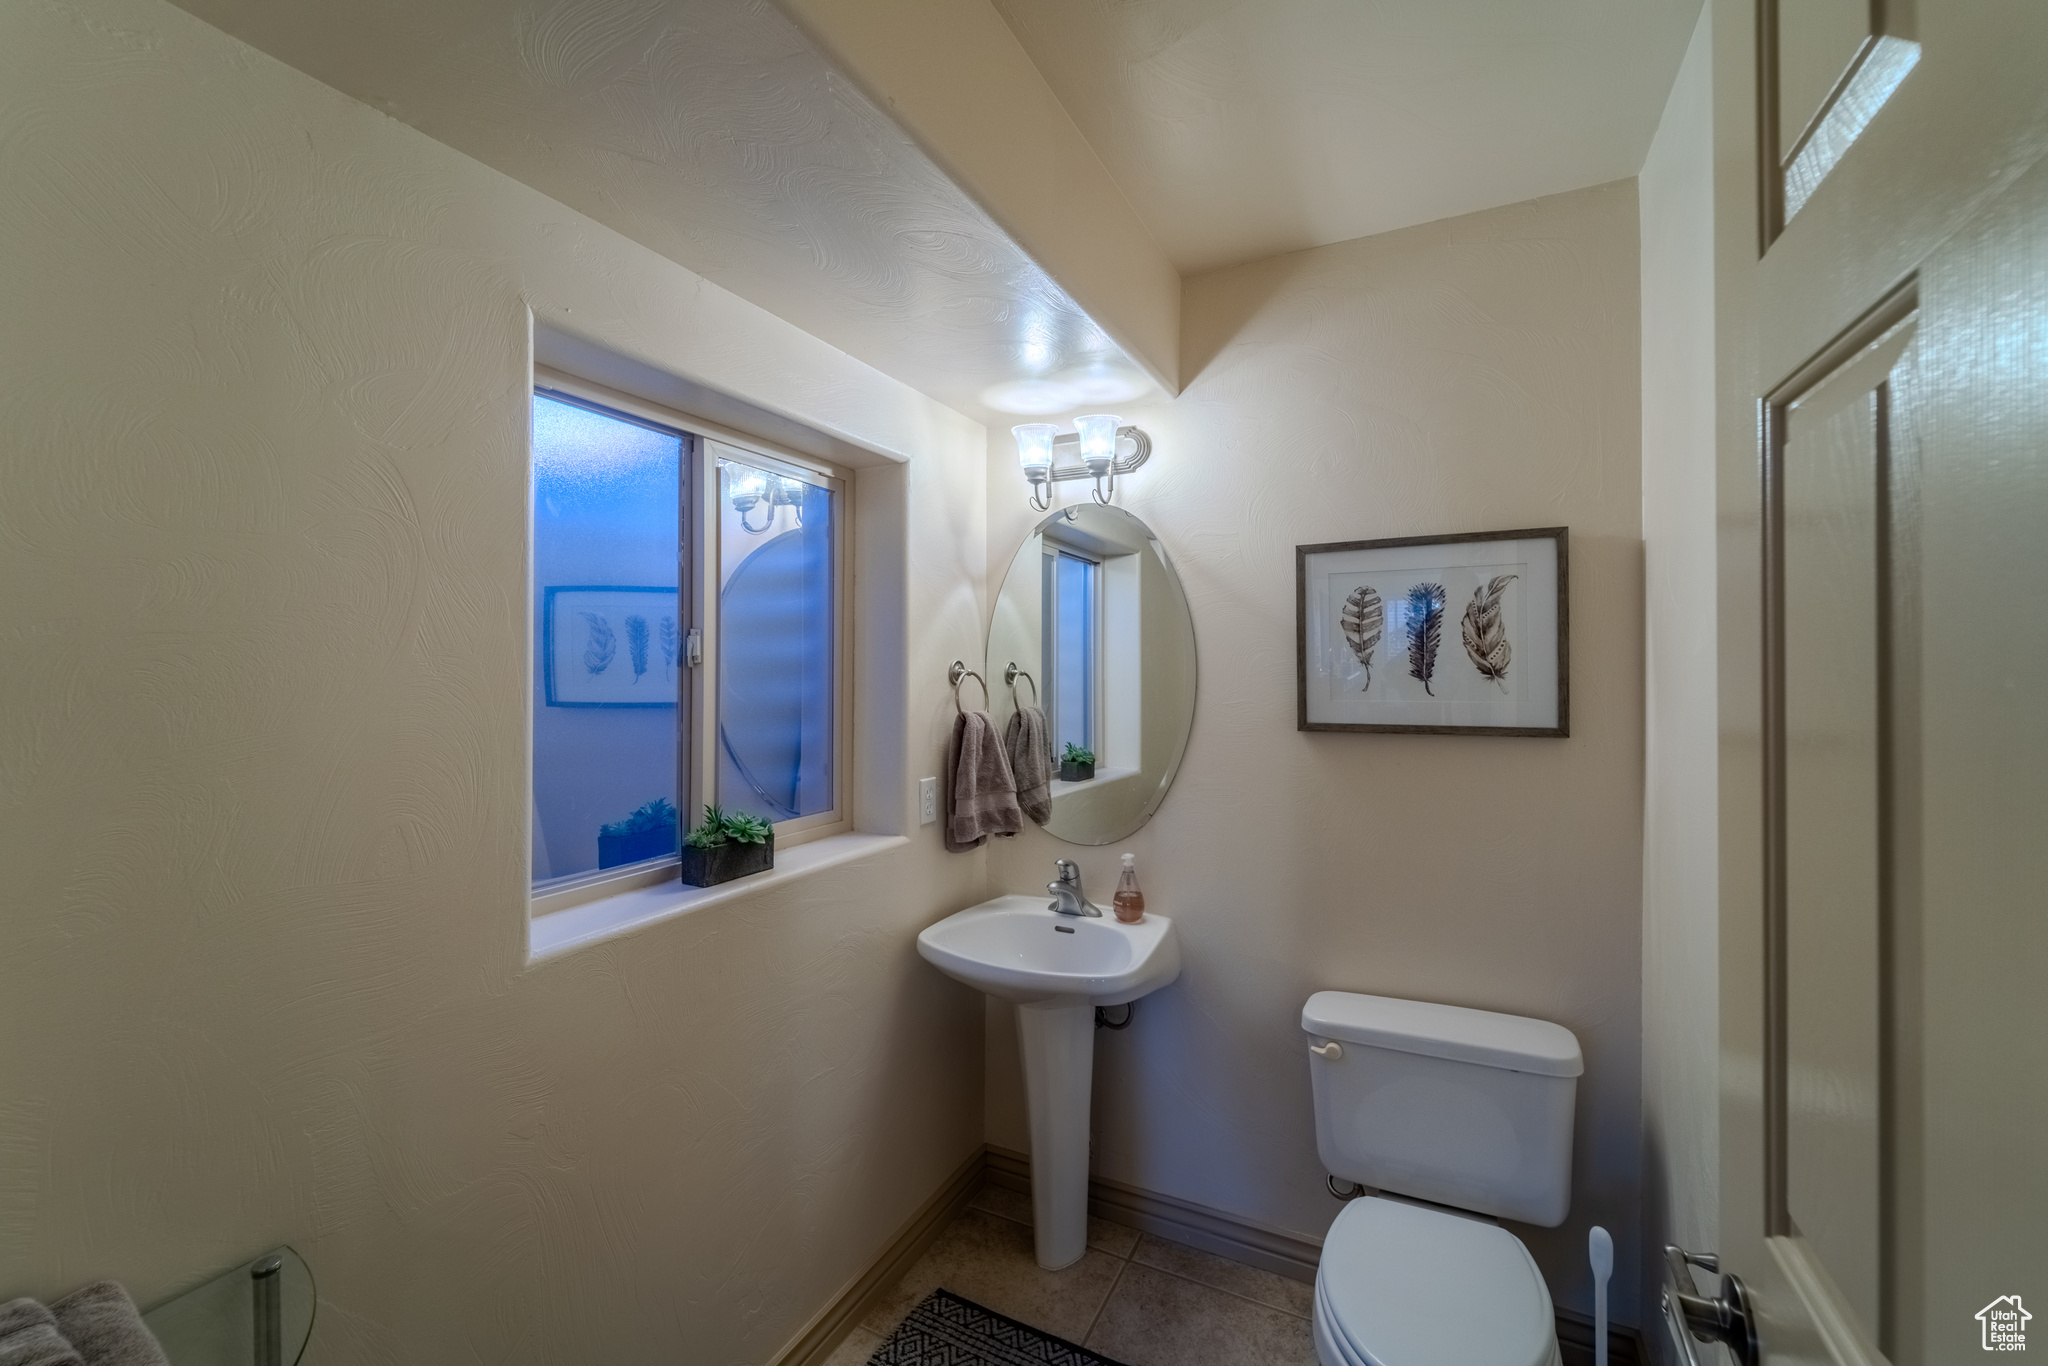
1302,991,1583,1077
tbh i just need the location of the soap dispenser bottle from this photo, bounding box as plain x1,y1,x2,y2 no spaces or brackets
1112,853,1146,924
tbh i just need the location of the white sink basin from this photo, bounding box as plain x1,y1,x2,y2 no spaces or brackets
917,894,1179,1006
918,892,1181,1271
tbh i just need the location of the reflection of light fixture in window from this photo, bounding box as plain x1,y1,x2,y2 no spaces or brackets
770,476,805,528
1011,418,1152,509
730,469,807,534
729,468,771,532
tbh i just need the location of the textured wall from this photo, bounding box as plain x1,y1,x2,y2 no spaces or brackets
0,1,992,1361
1637,10,1719,1353
983,182,1648,1323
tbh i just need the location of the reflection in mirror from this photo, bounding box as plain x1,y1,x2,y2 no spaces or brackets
987,504,1197,846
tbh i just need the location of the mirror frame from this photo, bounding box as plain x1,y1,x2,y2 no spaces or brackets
986,503,1198,847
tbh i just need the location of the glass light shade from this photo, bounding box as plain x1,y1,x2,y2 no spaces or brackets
1074,414,1122,472
1012,423,1058,476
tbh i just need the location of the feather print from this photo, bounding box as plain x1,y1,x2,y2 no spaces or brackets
1340,586,1384,691
579,612,615,676
626,615,650,683
1405,583,1446,696
659,616,681,681
1461,574,1518,691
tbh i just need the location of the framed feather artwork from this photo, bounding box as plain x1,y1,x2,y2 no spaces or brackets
543,585,683,707
1296,528,1568,736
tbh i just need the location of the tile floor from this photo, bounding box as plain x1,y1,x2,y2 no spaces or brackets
824,1183,1320,1366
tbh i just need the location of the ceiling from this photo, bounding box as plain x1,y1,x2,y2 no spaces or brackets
173,0,1699,423
990,0,1704,274
171,0,1159,426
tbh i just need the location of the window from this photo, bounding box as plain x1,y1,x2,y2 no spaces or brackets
530,376,845,902
715,452,837,830
530,393,683,887
1044,547,1098,758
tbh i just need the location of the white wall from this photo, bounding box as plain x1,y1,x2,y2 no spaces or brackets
984,182,1648,1323
0,2,993,1361
1637,9,1720,1348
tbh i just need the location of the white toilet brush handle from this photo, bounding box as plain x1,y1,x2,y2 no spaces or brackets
1589,1226,1613,1366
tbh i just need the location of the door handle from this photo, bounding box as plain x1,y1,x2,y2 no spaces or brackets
1663,1245,1760,1366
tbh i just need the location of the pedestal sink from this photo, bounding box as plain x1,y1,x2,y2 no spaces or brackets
917,894,1180,1269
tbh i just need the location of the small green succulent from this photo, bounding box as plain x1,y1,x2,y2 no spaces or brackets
683,804,773,848
1060,742,1096,767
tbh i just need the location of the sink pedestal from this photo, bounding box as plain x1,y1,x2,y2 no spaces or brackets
915,895,1179,1270
1015,999,1095,1269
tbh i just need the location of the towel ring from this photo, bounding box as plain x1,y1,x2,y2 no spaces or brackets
949,660,990,711
1005,662,1038,705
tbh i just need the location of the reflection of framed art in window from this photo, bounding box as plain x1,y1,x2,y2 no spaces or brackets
543,585,682,708
1296,527,1568,736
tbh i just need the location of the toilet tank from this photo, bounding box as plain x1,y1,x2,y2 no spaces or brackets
1302,991,1582,1227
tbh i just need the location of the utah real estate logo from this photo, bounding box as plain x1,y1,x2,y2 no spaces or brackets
1979,1296,2030,1352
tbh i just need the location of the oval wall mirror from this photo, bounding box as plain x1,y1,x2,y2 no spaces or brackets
986,503,1198,846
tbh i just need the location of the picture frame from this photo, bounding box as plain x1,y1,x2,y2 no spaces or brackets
543,585,683,708
1296,527,1568,736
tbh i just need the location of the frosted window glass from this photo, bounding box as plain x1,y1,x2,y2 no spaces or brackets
531,393,682,885
716,457,836,824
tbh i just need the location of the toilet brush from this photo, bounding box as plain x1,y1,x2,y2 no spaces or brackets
1588,1225,1613,1366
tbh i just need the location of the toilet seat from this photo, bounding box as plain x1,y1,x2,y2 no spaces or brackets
1313,1197,1560,1366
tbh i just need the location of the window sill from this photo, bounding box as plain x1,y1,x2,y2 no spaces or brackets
1049,765,1142,799
528,831,910,962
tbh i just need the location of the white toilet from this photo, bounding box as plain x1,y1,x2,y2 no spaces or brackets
1302,990,1583,1366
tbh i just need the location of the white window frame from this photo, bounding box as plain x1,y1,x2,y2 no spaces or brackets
531,366,851,917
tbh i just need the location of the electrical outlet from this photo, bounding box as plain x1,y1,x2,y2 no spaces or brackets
918,777,939,826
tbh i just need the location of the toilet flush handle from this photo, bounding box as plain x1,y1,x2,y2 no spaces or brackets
1308,1040,1343,1060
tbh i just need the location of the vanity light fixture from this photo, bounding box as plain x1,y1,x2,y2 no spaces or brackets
1011,417,1153,510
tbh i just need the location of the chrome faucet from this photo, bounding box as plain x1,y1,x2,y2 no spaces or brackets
1047,860,1100,917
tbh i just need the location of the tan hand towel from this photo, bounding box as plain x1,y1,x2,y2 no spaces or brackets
50,1284,167,1366
947,709,1022,850
0,1299,82,1366
1005,705,1053,826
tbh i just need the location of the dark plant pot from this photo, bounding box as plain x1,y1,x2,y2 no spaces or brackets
598,824,678,869
1058,760,1095,782
678,834,774,888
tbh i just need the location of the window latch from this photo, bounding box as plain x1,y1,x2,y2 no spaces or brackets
686,627,703,668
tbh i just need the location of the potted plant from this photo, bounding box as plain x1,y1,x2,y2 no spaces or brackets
678,804,774,887
1058,742,1096,783
597,798,679,869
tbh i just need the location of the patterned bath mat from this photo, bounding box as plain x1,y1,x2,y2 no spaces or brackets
867,1289,1132,1366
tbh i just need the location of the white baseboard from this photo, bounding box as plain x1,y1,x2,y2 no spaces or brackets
985,1146,1645,1365
768,1146,985,1366
772,1143,1643,1366
982,1145,1325,1285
